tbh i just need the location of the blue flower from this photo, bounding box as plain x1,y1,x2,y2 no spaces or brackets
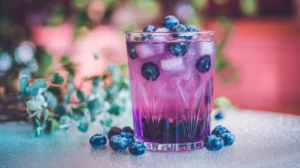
0,52,12,72
14,42,34,64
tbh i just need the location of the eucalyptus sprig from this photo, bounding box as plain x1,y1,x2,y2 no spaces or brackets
19,62,131,137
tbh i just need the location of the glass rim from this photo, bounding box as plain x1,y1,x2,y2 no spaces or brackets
125,30,216,36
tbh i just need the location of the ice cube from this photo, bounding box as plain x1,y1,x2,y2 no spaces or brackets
154,43,166,54
200,41,214,55
155,28,169,32
160,57,185,72
135,44,156,59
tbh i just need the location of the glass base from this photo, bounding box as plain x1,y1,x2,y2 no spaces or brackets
143,141,204,152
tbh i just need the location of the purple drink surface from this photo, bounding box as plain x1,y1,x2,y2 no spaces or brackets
126,37,215,145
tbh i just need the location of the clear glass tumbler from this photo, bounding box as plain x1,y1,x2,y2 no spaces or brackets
126,31,216,151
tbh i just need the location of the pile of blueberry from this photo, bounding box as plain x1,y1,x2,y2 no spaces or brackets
89,126,146,156
204,125,236,151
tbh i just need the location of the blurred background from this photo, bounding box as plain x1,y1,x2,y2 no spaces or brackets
0,0,300,120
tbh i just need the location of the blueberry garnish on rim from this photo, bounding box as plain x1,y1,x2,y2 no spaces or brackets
168,42,189,57
172,24,188,38
142,25,156,41
162,15,179,30
195,55,211,73
141,62,160,81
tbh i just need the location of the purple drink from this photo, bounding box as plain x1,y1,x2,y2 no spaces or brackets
126,30,216,151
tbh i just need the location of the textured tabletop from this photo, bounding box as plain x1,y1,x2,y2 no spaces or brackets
1,110,300,168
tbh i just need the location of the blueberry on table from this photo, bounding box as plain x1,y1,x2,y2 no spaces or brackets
172,24,187,38
214,111,224,120
220,132,236,146
186,25,200,32
142,25,156,41
127,46,137,59
109,135,129,152
196,55,211,73
168,42,189,57
162,15,179,30
129,142,147,156
89,134,107,148
204,134,224,151
141,62,160,81
211,125,230,136
120,132,135,145
108,127,122,139
122,126,134,135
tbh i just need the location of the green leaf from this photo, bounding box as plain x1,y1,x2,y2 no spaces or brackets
18,77,29,96
77,121,88,132
93,54,99,60
239,0,258,16
60,115,72,130
71,106,85,121
92,77,101,87
107,105,121,116
51,73,65,85
108,65,122,84
54,104,66,117
34,47,53,77
87,98,101,115
63,92,72,105
28,79,47,96
34,127,44,137
121,24,136,33
27,99,42,111
44,118,60,134
47,86,63,102
100,117,112,127
35,95,45,105
60,56,76,76
214,96,233,109
76,90,86,102
43,91,57,108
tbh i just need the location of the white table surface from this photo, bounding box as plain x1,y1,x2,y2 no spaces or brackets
1,110,300,168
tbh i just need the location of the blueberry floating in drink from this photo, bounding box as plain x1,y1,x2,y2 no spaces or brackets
141,62,160,81
196,55,211,73
168,42,189,56
89,134,107,149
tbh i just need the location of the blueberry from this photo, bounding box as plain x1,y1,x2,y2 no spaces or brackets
162,15,179,30
143,25,156,32
220,132,235,146
211,125,230,136
109,135,129,152
172,24,187,38
122,126,134,135
168,42,189,56
129,142,146,156
89,134,107,148
108,127,122,139
127,46,137,59
214,111,224,120
141,62,160,81
204,134,224,151
120,132,135,145
142,25,156,41
195,55,211,73
186,25,200,32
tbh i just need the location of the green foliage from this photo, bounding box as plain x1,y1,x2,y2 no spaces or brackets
51,73,64,85
18,77,29,96
76,90,87,102
28,79,47,97
214,96,233,109
54,104,66,116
